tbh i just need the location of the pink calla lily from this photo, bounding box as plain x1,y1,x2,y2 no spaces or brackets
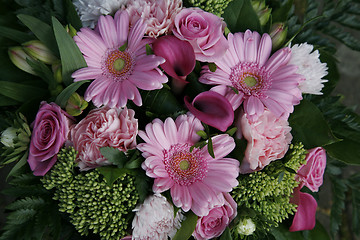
152,35,196,83
289,187,317,232
184,91,234,132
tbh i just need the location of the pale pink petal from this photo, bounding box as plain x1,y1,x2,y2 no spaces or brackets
114,10,129,46
72,67,102,81
128,19,147,50
164,118,178,145
265,47,291,74
152,122,171,150
257,33,272,66
98,15,118,48
74,28,107,57
128,70,167,90
209,134,236,159
244,95,264,117
153,178,174,193
232,32,245,62
134,55,165,72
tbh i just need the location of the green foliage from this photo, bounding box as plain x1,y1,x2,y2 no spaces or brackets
0,171,80,240
231,143,307,236
223,0,262,33
42,147,140,240
187,0,234,16
172,211,198,240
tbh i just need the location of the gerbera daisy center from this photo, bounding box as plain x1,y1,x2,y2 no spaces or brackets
102,49,134,82
164,143,208,186
230,62,271,96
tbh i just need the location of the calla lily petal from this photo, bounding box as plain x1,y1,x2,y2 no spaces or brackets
289,187,317,232
152,35,196,83
184,91,234,132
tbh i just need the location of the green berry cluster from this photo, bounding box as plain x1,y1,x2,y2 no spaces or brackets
232,143,307,232
188,0,233,16
42,147,139,240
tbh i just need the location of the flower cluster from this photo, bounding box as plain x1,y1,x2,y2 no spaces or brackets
1,0,347,239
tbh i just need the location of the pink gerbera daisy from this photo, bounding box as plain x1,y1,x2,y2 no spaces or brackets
137,113,239,216
199,30,304,120
72,10,168,109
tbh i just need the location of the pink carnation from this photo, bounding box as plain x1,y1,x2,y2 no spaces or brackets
71,107,138,170
296,147,326,192
28,102,73,176
126,0,182,38
193,193,237,240
173,8,228,62
238,109,292,174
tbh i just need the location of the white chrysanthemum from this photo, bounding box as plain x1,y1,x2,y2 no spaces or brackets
237,218,256,236
126,0,182,38
73,0,129,28
289,43,328,95
132,194,183,240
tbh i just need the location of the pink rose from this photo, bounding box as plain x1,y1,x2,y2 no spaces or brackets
173,8,228,62
71,107,138,170
238,109,292,174
193,193,237,240
296,147,326,192
28,102,73,176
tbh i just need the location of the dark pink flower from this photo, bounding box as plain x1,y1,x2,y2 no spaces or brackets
71,107,138,170
296,147,326,192
173,8,228,62
153,35,196,83
193,193,237,240
184,91,234,132
289,187,317,232
28,102,73,176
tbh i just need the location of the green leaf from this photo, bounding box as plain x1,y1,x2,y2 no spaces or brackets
329,175,347,238
226,127,237,136
272,0,294,22
219,227,232,240
26,58,56,88
223,0,262,33
278,171,285,183
288,99,340,149
96,167,129,187
146,44,153,55
119,42,128,52
0,95,19,106
17,14,59,56
52,16,87,86
348,173,360,236
100,147,128,168
319,49,339,96
0,81,48,102
6,151,28,180
172,211,198,240
64,0,82,30
324,25,360,51
7,208,37,225
208,62,217,72
6,196,45,211
124,157,142,169
207,137,215,158
132,169,151,203
270,223,303,240
0,25,34,43
196,130,208,139
55,80,89,108
325,139,360,165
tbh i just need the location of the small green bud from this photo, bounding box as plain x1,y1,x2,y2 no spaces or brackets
66,24,78,38
52,63,63,84
65,92,88,116
269,23,288,50
22,40,58,65
251,0,272,26
8,46,37,75
1,127,17,148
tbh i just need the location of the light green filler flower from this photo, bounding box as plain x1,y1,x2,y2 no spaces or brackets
42,147,139,240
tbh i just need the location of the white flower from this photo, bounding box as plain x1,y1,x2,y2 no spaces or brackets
72,0,129,28
289,43,328,95
1,127,17,148
132,194,183,240
126,0,182,38
237,218,256,236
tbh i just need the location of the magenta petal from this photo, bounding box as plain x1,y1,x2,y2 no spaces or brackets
153,35,196,82
184,91,234,132
289,188,317,232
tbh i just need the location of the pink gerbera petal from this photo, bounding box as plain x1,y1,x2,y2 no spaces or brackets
72,10,167,109
199,30,303,120
138,113,239,216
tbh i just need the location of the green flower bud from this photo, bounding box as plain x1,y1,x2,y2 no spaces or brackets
66,24,77,38
1,127,17,148
65,92,88,116
251,0,272,26
22,40,58,65
269,23,288,50
52,63,63,84
8,46,37,75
